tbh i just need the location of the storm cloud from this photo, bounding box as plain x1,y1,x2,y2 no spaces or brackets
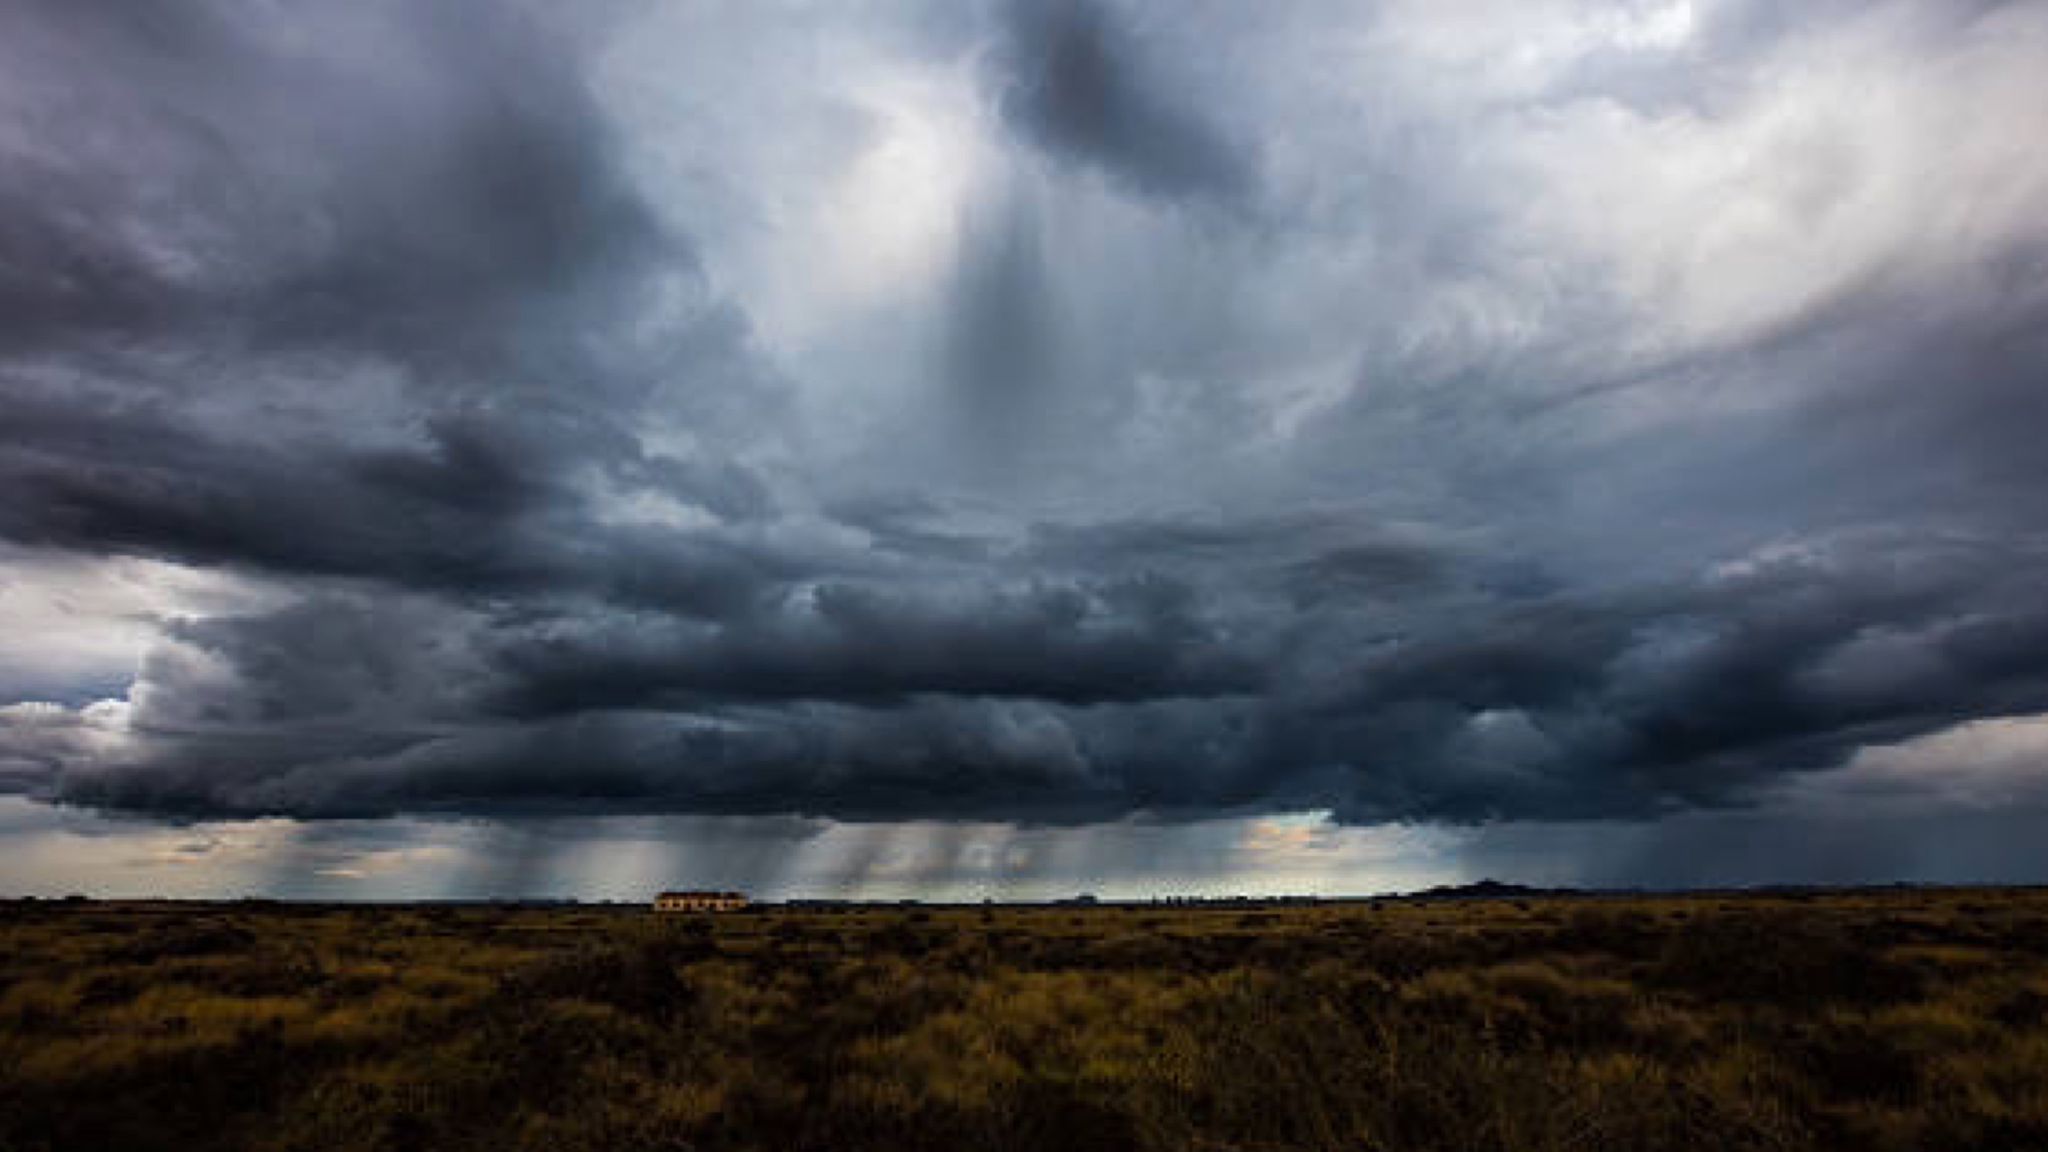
992,0,1253,202
5,0,2048,891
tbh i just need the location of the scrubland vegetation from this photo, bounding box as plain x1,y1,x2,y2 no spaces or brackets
4,890,2048,1151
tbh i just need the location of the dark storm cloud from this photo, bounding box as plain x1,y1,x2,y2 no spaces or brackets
0,392,793,618
992,0,1252,202
1024,515,1459,594
1290,536,2048,822
0,1,672,359
5,0,2048,850
1,396,548,588
0,1,802,615
489,575,1258,716
30,524,2048,826
0,704,109,794
825,495,995,563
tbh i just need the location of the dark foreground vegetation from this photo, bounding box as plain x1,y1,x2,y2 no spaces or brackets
5,890,2048,1151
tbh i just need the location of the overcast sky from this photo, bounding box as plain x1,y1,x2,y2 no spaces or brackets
4,0,2048,900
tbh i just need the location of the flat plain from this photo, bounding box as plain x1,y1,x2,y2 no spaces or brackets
4,889,2048,1151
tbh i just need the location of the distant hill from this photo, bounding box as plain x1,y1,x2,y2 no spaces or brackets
1401,879,1568,901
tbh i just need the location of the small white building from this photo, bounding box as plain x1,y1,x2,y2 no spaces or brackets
653,890,749,913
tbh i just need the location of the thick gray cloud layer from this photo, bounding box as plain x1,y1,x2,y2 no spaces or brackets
5,0,2048,841
993,0,1252,201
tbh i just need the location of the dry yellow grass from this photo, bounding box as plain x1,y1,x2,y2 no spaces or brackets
1,890,2046,1150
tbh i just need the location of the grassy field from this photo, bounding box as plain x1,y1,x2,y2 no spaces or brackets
4,890,2048,1151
